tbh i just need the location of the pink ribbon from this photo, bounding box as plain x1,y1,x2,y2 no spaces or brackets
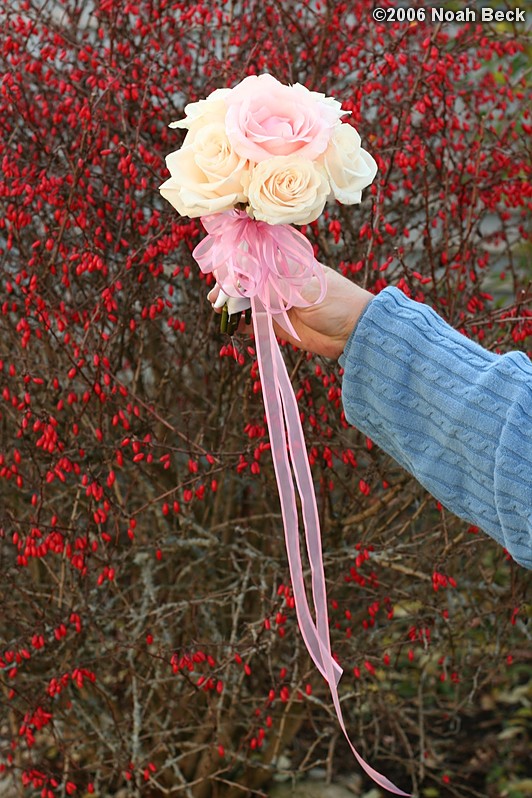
193,210,326,339
193,211,409,797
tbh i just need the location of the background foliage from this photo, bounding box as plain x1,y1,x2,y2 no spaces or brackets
0,1,530,797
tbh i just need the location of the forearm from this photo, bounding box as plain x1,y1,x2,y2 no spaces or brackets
340,287,532,569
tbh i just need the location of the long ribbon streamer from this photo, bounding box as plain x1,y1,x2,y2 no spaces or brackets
194,212,410,796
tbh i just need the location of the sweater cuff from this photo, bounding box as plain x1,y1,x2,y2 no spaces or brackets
338,296,374,370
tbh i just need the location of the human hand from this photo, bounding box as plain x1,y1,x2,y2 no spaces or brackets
207,265,373,359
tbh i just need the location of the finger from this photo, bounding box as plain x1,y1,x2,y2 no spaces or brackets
207,286,226,316
207,285,220,304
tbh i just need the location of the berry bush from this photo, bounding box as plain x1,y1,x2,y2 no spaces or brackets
0,1,530,797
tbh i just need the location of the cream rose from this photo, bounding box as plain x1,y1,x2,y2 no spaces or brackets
168,88,231,137
322,124,378,204
159,122,247,217
246,156,330,225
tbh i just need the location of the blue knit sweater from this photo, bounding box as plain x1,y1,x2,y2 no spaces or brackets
339,287,532,569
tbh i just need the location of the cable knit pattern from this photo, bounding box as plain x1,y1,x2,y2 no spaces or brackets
339,287,532,569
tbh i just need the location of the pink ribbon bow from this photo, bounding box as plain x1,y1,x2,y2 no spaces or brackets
193,210,409,797
193,210,326,338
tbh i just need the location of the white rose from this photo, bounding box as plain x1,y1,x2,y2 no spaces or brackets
246,156,330,225
322,124,378,204
159,122,248,217
168,88,231,135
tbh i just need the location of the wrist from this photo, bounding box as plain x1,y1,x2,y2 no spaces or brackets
337,291,373,361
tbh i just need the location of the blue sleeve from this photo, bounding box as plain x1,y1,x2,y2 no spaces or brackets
339,286,532,569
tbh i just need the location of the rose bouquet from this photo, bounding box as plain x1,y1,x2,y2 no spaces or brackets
160,75,408,796
160,73,377,331
160,73,376,223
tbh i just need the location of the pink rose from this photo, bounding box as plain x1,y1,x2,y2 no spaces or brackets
225,73,344,163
